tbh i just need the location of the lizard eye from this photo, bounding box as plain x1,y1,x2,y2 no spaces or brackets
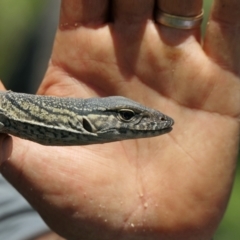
118,109,135,122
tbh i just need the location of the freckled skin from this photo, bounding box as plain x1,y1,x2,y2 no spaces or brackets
0,91,174,146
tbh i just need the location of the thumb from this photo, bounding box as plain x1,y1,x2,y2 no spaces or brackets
0,135,12,166
0,81,12,166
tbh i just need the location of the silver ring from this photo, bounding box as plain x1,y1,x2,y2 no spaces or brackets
156,10,204,30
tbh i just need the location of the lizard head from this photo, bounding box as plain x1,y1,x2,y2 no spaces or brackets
81,96,174,143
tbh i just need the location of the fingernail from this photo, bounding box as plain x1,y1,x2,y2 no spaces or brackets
0,135,12,165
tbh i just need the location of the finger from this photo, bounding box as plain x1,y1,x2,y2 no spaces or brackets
113,0,154,23
0,80,6,91
204,0,240,74
60,0,109,27
156,0,203,39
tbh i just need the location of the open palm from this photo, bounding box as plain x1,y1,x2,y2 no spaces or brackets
1,1,240,240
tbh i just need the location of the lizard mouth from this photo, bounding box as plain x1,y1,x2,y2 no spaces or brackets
160,126,173,134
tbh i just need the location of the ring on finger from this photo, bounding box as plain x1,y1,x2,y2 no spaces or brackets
155,9,204,30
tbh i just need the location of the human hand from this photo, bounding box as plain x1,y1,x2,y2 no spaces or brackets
1,1,239,239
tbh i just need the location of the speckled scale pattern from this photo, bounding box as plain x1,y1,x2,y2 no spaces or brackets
0,91,174,146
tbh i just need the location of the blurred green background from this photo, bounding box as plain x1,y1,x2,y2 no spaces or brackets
0,0,239,239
